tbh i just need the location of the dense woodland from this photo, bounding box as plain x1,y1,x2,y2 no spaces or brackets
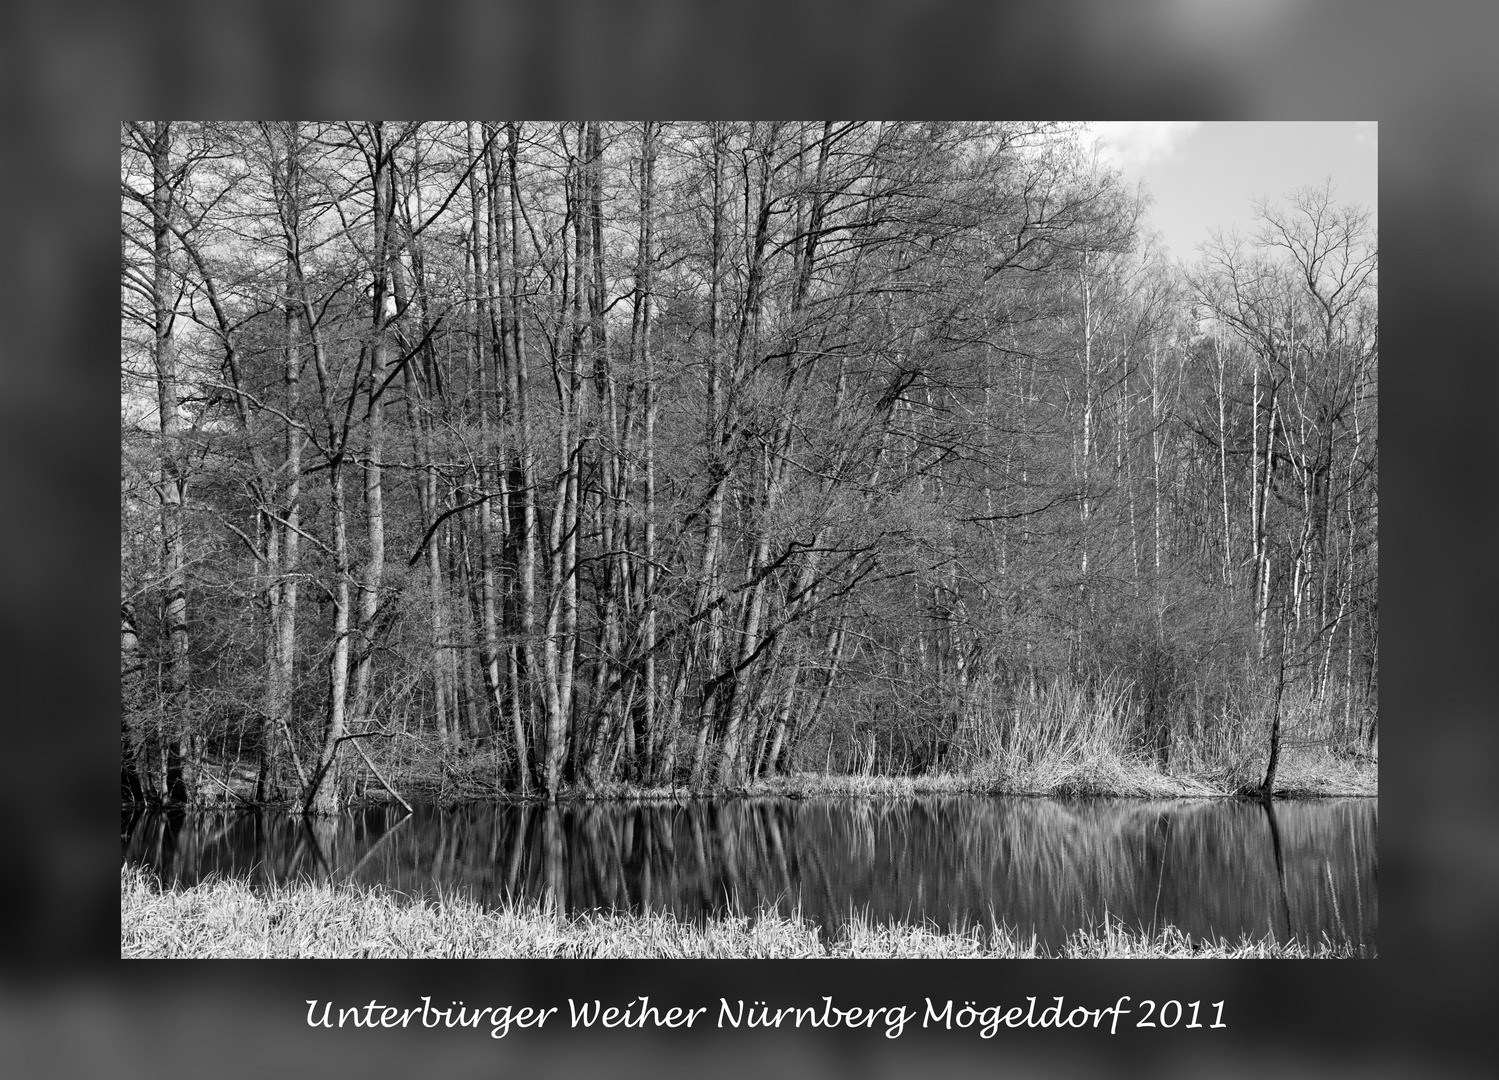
121,122,1377,811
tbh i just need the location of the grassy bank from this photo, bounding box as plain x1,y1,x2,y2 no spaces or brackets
181,755,1376,810
371,740,1376,807
122,867,1361,959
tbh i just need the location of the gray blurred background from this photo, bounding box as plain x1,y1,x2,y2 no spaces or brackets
2,1,1494,1076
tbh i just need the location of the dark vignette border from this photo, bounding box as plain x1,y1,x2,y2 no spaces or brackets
2,2,1494,1076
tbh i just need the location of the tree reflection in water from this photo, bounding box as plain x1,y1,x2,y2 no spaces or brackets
123,796,1376,952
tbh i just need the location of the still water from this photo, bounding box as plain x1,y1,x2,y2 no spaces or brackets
123,795,1375,953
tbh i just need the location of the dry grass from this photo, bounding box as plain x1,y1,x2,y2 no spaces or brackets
121,866,1360,959
743,770,1221,800
965,677,1371,798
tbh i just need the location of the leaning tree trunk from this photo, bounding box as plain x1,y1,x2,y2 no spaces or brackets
295,257,353,816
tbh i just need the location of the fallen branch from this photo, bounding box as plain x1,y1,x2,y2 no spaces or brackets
351,739,413,812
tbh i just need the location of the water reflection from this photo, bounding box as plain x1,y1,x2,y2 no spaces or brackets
123,796,1376,953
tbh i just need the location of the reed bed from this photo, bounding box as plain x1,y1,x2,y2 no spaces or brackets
121,867,1360,959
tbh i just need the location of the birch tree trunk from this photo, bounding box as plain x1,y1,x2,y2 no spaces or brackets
348,122,396,754
1214,333,1233,590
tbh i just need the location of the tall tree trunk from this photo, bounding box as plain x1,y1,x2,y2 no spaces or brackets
486,125,529,790
468,122,505,746
400,292,453,753
1256,377,1279,659
349,123,395,750
304,451,353,815
550,124,590,794
1075,254,1095,665
635,122,661,782
506,122,542,794
718,123,833,786
581,122,627,784
1215,333,1233,590
149,120,194,805
674,124,729,788
295,229,353,815
710,129,781,786
262,120,305,802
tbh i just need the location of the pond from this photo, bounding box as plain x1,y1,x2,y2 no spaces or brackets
122,795,1376,954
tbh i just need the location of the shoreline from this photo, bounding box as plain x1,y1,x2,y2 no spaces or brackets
132,755,1377,812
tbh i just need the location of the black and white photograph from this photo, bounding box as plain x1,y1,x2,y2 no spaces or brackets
1,1,1495,1077
120,120,1377,960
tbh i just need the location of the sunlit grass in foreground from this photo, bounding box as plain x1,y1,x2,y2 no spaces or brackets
121,866,1362,959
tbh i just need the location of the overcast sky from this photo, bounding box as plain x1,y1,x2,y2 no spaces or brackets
1087,121,1378,262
